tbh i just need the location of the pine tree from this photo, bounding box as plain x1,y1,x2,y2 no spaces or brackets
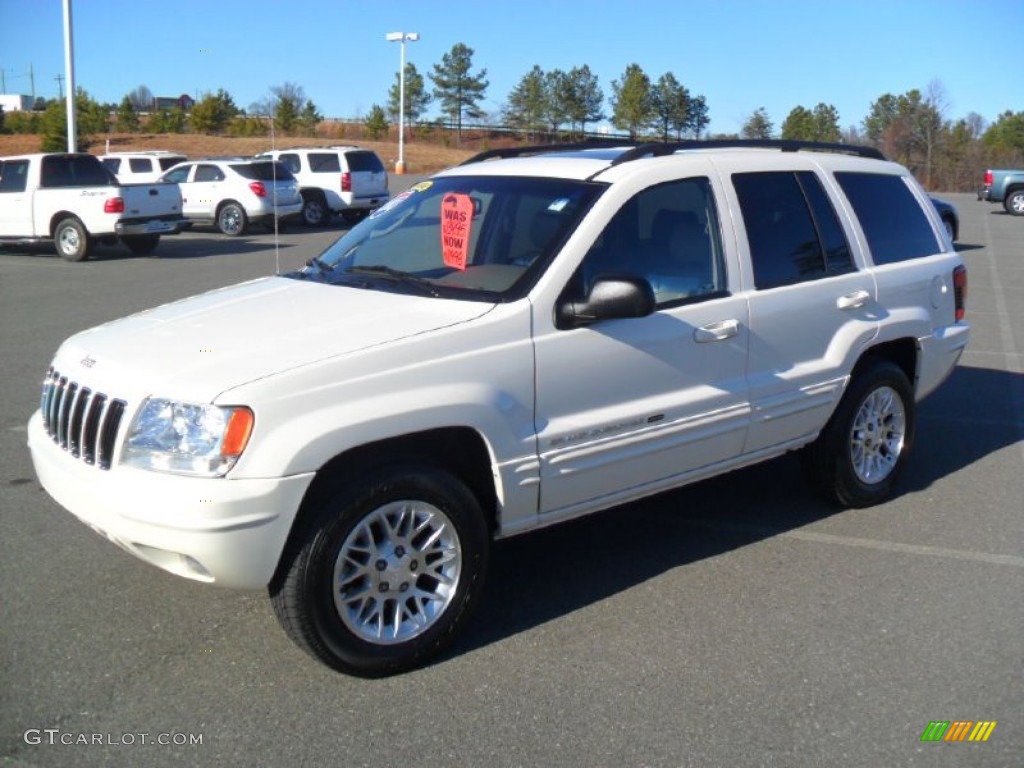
430,43,489,140
611,63,652,140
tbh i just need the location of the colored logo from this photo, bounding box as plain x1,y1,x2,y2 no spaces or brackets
920,720,997,742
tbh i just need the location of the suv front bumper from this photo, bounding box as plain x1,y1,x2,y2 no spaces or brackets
27,411,313,589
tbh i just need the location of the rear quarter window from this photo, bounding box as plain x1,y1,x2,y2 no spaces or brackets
346,152,384,172
129,158,154,173
835,172,940,265
232,162,295,181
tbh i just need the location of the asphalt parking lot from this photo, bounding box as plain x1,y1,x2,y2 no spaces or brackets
1,191,1021,767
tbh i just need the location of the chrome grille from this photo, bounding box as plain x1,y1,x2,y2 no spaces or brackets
40,367,126,470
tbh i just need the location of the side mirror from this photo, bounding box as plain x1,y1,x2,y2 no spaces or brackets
557,274,656,329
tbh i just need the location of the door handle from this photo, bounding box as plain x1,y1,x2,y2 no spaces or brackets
694,319,740,343
837,290,871,310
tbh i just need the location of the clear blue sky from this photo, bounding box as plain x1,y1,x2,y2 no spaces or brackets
1,0,1020,136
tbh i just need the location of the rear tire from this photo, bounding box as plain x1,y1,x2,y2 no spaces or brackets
270,464,489,677
1004,189,1024,216
302,193,330,227
123,234,160,256
801,360,915,508
54,217,90,262
217,202,248,236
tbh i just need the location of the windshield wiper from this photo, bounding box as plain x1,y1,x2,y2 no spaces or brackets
305,256,335,273
344,265,440,297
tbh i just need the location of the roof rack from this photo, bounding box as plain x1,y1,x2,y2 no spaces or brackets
608,139,886,165
460,139,635,166
458,138,885,169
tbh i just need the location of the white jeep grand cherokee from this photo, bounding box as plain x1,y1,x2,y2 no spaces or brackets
27,140,969,677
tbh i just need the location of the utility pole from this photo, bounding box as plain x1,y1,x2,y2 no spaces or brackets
29,63,36,102
55,74,64,100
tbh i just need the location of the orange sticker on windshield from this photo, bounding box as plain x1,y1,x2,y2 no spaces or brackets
441,193,473,271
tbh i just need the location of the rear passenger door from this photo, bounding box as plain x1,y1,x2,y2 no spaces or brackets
728,168,879,453
189,163,226,219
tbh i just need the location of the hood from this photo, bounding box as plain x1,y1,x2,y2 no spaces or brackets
55,277,495,402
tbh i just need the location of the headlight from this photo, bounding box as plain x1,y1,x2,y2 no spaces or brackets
122,398,254,477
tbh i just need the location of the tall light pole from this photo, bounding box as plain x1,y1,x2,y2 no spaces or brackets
385,31,419,175
63,0,77,152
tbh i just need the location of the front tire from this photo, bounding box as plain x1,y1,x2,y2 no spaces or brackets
54,217,90,262
270,465,489,677
801,360,915,508
1004,189,1024,216
217,202,248,236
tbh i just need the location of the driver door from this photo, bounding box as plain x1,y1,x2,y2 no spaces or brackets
532,176,751,516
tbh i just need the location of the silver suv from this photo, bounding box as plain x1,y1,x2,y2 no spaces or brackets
256,146,389,226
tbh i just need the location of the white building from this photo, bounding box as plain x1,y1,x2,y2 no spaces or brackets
0,94,34,112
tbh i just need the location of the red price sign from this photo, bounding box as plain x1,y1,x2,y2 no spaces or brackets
441,193,473,270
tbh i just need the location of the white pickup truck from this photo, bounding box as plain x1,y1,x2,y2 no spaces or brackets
0,152,187,260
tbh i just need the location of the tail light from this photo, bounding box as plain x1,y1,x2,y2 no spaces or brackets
953,264,967,322
341,172,351,192
249,181,267,198
104,197,124,213
984,170,993,186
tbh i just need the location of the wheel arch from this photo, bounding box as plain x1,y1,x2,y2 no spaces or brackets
49,211,85,236
215,198,242,215
853,337,917,390
271,426,498,584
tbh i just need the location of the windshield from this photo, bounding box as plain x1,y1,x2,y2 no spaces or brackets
284,175,604,300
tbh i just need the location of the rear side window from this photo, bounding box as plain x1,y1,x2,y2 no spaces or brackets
279,153,302,174
102,158,121,174
129,158,154,173
346,151,384,172
40,156,112,188
733,171,853,289
195,164,225,182
0,160,30,192
308,153,340,173
835,172,940,265
232,162,295,181
159,157,185,170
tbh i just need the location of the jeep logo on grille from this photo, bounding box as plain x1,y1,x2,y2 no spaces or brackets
80,355,96,368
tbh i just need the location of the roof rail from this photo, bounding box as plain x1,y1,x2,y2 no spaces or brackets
609,139,885,165
460,139,635,166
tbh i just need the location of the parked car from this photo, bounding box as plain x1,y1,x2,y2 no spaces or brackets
159,158,303,235
100,151,188,184
981,169,1024,215
0,152,186,260
931,196,959,241
28,140,969,676
254,146,389,226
